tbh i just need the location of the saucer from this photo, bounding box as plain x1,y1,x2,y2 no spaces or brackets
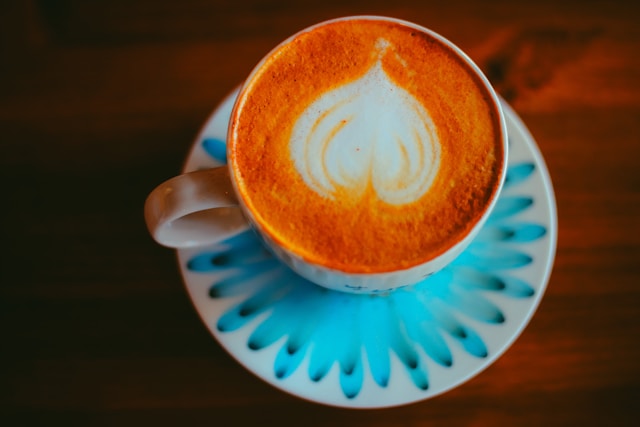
176,89,557,408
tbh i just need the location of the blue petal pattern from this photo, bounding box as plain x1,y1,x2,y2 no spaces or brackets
188,140,547,399
476,223,546,242
202,137,227,163
488,196,534,222
504,162,535,188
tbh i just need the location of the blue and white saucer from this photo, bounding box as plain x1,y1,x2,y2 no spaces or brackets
177,90,557,408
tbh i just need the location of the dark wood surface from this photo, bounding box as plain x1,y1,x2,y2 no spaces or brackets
2,1,639,425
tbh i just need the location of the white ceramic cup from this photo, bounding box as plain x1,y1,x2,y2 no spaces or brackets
144,16,508,294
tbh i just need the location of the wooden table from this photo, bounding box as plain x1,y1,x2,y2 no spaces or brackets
2,1,638,425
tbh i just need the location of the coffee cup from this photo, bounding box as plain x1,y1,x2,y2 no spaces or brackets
144,16,508,294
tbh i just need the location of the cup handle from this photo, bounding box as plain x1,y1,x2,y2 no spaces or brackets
144,167,249,248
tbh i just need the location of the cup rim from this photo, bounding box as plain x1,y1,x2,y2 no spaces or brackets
226,15,508,280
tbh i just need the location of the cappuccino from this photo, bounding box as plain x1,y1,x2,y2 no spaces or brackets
229,18,504,274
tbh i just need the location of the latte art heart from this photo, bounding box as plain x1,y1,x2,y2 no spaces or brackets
289,39,441,205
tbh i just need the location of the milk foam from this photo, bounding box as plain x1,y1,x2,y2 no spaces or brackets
289,38,441,205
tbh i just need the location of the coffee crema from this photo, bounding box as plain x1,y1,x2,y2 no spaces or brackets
229,18,504,274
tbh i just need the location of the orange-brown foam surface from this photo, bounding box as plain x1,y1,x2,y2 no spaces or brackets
229,19,504,274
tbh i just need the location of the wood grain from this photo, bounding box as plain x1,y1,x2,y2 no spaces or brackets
2,0,639,425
